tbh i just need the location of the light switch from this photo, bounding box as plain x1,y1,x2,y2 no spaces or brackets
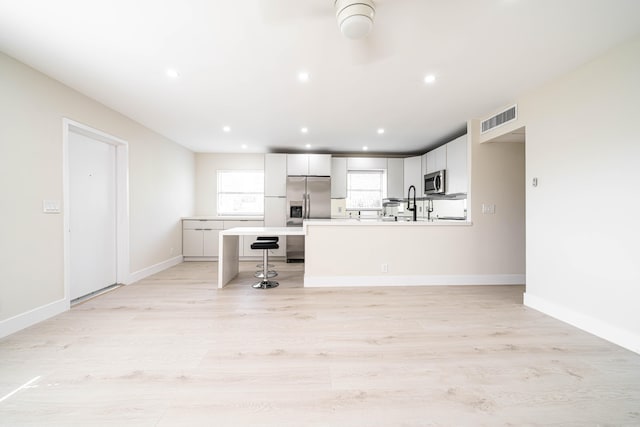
482,203,496,215
43,199,61,214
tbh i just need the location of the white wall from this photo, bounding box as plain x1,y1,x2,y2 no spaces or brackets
195,153,264,216
0,51,195,335
482,34,640,353
305,122,526,283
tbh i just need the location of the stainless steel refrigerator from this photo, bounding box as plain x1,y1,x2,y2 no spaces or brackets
286,176,331,262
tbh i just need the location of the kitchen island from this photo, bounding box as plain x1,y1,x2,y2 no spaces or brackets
217,219,524,288
303,218,524,288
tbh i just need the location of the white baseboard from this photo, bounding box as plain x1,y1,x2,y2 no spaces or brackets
304,274,525,287
524,292,640,355
184,256,218,262
0,298,69,339
127,255,184,284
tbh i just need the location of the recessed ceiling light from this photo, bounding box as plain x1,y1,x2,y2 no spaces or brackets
363,146,369,151
223,126,231,132
424,74,436,84
166,68,180,79
377,128,385,135
301,127,308,134
241,144,247,150
298,71,310,82
305,144,312,149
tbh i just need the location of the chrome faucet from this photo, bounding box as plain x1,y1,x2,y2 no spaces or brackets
426,199,434,221
407,185,417,222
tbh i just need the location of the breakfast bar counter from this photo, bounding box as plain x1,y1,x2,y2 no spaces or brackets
218,227,305,288
218,219,523,289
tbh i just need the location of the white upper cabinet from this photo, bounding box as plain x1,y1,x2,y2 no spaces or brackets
287,154,331,176
331,157,347,198
386,158,404,199
287,154,308,175
445,134,468,195
264,153,287,197
425,145,447,174
308,154,331,176
403,156,422,196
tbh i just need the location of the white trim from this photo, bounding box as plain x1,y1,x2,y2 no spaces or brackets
524,293,640,355
62,119,130,301
127,256,184,284
183,256,219,262
0,298,68,339
304,274,525,287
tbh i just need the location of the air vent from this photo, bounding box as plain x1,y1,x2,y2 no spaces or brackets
481,105,517,133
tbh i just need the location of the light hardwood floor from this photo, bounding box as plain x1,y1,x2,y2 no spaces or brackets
1,261,639,426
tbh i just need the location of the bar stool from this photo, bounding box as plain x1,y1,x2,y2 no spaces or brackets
251,239,279,289
255,236,278,279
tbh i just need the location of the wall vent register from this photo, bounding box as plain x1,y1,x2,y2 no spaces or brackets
481,105,517,133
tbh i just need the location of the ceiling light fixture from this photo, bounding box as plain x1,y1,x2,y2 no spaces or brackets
362,146,369,151
166,69,180,79
241,144,247,150
301,127,308,134
335,0,376,39
377,128,385,135
305,144,312,149
298,71,310,82
424,74,436,84
223,126,231,132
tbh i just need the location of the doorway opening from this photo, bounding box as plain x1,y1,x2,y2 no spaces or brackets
484,126,526,290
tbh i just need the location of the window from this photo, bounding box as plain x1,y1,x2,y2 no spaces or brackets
346,170,387,210
217,170,264,216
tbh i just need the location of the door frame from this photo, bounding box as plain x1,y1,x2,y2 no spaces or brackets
62,118,130,304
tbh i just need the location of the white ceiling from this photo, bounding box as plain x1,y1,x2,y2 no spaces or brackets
1,0,639,155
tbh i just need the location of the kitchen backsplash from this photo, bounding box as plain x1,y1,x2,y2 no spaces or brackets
331,198,466,220
331,199,347,218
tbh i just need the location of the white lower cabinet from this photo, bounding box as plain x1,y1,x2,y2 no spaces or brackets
183,229,205,257
183,219,269,259
202,229,219,256
182,220,224,257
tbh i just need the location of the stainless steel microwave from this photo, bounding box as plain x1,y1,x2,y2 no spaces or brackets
424,170,446,195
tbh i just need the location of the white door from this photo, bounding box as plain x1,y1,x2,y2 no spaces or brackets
69,131,117,300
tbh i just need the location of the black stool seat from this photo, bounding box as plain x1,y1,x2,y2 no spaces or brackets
251,238,280,289
257,236,279,242
251,241,279,250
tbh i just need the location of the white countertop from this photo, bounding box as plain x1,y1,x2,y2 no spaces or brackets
220,226,305,236
183,216,264,221
306,218,472,226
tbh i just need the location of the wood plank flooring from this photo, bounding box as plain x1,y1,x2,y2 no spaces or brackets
1,261,639,426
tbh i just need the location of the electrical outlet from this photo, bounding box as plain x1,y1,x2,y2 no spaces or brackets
381,263,388,273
